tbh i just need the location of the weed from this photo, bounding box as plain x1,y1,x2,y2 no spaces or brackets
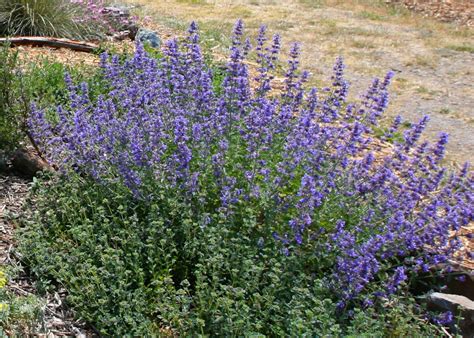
357,10,384,21
446,44,474,53
176,0,207,4
405,55,438,69
351,39,376,49
298,0,324,9
0,268,45,335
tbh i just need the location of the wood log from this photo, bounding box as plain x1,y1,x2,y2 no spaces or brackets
0,37,99,53
11,147,53,178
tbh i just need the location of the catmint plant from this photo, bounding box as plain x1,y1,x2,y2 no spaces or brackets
28,20,473,313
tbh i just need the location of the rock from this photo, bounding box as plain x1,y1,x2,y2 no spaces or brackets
136,29,161,48
110,30,131,41
11,148,51,178
429,292,474,312
428,292,474,335
127,24,139,40
101,5,139,40
446,273,474,301
103,6,131,18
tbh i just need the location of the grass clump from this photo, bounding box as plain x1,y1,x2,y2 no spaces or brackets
298,0,324,9
0,0,87,38
0,0,138,40
357,10,385,21
446,43,474,53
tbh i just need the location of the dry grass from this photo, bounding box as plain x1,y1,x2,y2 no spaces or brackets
125,0,474,163
126,0,471,77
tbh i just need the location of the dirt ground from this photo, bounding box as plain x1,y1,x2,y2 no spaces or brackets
125,0,473,165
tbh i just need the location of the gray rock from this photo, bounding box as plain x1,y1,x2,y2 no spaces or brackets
101,5,138,37
136,29,161,48
103,6,130,18
429,292,474,312
428,292,474,335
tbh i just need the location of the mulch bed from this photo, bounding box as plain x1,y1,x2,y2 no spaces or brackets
0,176,28,268
387,0,474,26
0,175,93,336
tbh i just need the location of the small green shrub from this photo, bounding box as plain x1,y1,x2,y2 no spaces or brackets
0,268,45,336
19,22,468,335
0,44,24,154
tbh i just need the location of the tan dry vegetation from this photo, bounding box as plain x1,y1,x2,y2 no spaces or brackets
128,0,473,164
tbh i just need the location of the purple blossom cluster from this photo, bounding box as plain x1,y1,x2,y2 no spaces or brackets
28,20,473,307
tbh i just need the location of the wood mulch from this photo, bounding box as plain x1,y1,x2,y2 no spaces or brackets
0,175,93,336
387,0,474,26
0,176,27,268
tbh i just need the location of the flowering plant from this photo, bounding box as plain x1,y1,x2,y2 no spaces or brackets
26,20,472,333
71,0,137,38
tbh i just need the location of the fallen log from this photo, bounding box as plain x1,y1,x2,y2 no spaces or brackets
0,37,99,53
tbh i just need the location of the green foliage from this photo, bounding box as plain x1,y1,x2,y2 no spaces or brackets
26,57,106,107
19,175,334,335
0,44,24,153
446,44,474,54
345,297,442,337
142,43,163,60
210,64,226,95
19,174,446,335
0,43,106,163
0,268,45,336
0,0,89,39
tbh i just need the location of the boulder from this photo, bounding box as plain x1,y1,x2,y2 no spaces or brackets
428,292,474,335
127,24,140,40
101,5,139,40
103,6,131,18
136,29,161,48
